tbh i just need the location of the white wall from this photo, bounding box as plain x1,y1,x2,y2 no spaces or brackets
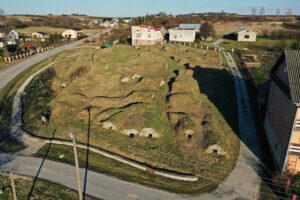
169,29,196,43
237,31,256,42
131,26,163,46
62,29,78,39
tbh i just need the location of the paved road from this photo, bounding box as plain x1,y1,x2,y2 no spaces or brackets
212,38,224,47
0,29,109,90
0,154,199,200
220,51,262,199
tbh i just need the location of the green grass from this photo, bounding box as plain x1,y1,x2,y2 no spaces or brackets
3,45,239,193
220,38,290,87
221,52,229,68
249,67,270,86
0,173,98,200
34,143,218,194
0,58,53,152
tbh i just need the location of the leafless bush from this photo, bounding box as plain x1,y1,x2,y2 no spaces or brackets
69,67,89,81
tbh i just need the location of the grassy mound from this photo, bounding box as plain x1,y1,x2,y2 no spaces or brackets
22,44,239,192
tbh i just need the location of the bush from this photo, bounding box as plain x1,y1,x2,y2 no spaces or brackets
69,66,89,81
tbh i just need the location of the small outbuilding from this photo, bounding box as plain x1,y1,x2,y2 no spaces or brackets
32,32,48,41
225,28,257,42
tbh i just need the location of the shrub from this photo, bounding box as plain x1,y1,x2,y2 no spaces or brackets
69,66,89,81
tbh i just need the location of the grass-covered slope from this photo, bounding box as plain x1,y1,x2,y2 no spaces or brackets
22,44,239,192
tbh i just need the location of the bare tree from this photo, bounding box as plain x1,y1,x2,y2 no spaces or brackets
0,8,5,16
251,7,257,16
276,8,280,16
259,6,266,16
285,8,293,16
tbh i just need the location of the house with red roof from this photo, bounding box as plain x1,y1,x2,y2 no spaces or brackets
131,25,166,46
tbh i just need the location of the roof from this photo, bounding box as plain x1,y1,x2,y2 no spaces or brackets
179,24,201,30
138,25,161,31
229,28,256,35
35,32,47,35
22,43,35,49
270,49,300,104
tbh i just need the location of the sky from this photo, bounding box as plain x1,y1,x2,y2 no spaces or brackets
0,0,299,17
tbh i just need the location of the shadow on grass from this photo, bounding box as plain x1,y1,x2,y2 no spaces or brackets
189,65,239,135
83,106,91,199
26,129,56,200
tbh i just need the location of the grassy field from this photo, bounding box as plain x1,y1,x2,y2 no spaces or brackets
0,173,97,200
214,21,288,36
0,58,54,153
16,26,103,36
17,44,239,193
35,143,218,194
220,38,292,86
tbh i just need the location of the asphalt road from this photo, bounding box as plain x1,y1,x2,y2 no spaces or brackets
0,29,109,90
0,154,194,200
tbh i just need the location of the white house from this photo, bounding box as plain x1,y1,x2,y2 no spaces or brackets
227,28,257,42
7,29,19,41
131,25,166,46
179,24,201,32
62,29,82,39
169,29,196,43
32,32,48,41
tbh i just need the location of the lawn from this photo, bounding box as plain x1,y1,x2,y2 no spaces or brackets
16,26,103,36
0,58,54,153
0,173,97,200
220,38,289,86
14,44,238,193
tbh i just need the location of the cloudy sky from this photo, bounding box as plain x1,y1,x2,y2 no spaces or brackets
0,0,299,17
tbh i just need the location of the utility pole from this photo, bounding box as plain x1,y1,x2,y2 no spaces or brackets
10,171,17,200
69,132,83,200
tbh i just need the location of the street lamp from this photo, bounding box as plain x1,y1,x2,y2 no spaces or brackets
69,132,83,200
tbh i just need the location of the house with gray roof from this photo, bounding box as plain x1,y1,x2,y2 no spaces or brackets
264,49,300,175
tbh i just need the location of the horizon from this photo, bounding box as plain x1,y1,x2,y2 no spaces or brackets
0,0,300,17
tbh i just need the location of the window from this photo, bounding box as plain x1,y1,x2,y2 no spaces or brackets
174,34,177,39
149,134,153,138
129,133,135,138
136,33,140,38
244,35,250,39
148,34,151,38
296,120,300,129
